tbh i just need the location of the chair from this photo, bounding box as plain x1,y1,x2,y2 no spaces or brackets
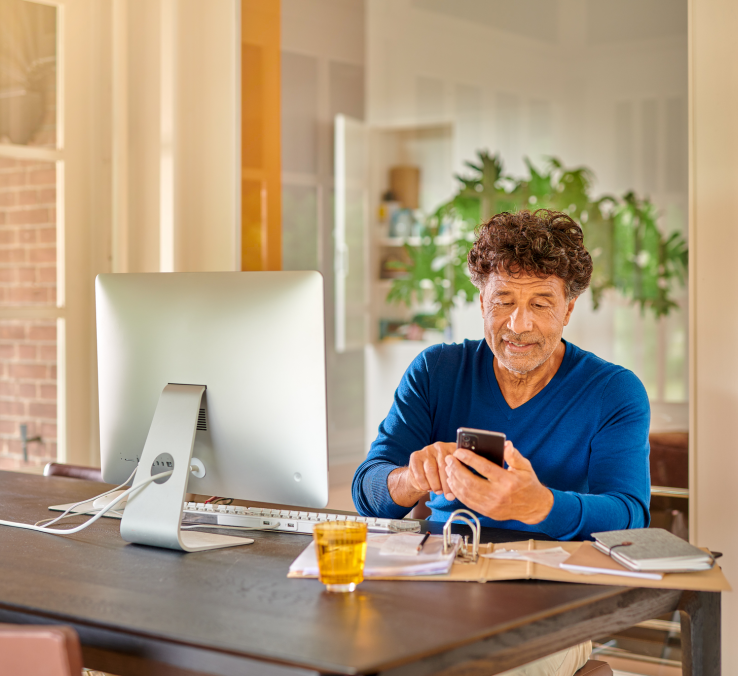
43,463,103,483
0,623,83,676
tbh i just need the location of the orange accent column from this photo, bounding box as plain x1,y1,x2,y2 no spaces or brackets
241,0,281,271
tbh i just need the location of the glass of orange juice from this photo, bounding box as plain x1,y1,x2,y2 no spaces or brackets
313,521,368,592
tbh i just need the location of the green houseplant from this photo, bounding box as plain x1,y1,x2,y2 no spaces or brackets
386,152,688,330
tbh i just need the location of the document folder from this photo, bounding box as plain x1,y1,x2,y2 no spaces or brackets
288,538,731,591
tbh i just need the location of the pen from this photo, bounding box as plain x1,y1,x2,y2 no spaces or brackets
417,531,431,553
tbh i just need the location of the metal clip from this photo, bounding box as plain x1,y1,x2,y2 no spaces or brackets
443,509,480,563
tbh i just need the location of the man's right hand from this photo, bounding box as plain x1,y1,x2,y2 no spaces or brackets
387,442,457,507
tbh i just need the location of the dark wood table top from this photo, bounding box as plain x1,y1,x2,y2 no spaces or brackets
0,471,687,676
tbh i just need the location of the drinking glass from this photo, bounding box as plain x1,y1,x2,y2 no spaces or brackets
313,521,368,592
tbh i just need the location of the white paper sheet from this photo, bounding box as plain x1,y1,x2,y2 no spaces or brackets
289,533,461,577
483,546,572,569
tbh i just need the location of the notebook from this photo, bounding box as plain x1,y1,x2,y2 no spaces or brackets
560,541,664,580
591,528,714,573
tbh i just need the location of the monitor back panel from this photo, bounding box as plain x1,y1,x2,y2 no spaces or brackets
96,271,329,508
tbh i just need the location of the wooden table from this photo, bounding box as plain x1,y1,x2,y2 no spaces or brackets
0,471,720,676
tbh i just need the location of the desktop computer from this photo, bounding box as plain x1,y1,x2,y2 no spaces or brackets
2,271,417,546
96,271,329,551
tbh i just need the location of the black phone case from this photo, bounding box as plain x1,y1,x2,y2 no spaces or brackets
456,428,505,467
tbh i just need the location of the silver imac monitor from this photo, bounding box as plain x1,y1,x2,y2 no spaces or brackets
95,271,329,551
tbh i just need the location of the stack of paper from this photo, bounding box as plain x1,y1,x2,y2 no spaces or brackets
289,533,461,578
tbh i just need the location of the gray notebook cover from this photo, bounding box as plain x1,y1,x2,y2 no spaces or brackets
591,528,707,563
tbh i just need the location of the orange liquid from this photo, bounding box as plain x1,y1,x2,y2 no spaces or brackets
314,523,368,586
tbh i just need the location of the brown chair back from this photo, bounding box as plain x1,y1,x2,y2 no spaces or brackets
43,463,103,483
0,624,83,676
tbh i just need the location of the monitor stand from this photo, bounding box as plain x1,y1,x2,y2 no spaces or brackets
119,383,253,552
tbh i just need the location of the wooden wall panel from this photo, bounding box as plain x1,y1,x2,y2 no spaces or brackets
241,0,281,271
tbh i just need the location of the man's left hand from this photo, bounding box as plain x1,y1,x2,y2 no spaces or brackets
445,441,554,524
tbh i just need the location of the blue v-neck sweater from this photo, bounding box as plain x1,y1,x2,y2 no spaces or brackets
352,339,651,540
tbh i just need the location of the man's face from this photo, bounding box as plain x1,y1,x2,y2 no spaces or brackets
480,272,577,375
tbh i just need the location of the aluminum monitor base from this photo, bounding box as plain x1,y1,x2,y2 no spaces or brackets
119,384,253,552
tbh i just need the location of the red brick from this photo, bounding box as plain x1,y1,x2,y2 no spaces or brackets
29,169,55,186
38,227,55,243
0,345,14,360
0,420,17,435
0,213,5,225
0,229,17,245
19,228,37,243
0,457,23,470
9,363,46,379
18,345,36,359
16,267,36,283
9,208,49,225
28,326,55,341
6,439,23,455
49,365,56,379
29,402,55,419
0,158,18,169
0,249,26,263
9,287,48,304
18,383,36,398
0,173,24,188
39,385,56,400
17,189,40,206
0,325,25,340
27,444,50,460
0,382,15,396
39,187,56,202
0,191,15,207
0,268,14,282
0,400,24,416
41,423,56,438
29,247,55,263
39,345,56,361
37,267,56,283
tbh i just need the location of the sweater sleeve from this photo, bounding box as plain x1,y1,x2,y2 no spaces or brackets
352,346,442,518
536,369,652,540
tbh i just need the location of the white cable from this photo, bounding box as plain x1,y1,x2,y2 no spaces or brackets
36,466,139,528
1,470,174,536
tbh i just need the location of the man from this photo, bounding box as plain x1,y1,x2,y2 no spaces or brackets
352,209,650,676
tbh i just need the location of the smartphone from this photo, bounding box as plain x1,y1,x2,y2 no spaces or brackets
456,427,506,467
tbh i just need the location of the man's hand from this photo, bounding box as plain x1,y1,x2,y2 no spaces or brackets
444,441,554,524
388,442,457,508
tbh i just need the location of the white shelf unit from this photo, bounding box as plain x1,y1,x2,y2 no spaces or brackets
335,115,457,349
369,121,456,343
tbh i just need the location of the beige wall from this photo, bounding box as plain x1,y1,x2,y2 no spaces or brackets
63,0,239,465
121,0,239,274
690,0,738,664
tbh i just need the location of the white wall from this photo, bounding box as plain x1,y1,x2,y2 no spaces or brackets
64,0,239,464
365,0,689,426
118,0,239,275
281,0,368,465
690,0,738,664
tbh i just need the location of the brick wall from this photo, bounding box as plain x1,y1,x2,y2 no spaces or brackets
0,158,57,469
